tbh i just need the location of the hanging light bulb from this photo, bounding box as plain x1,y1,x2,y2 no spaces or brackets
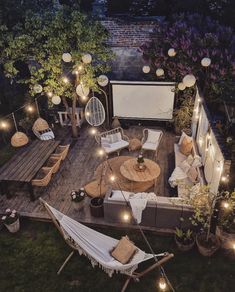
223,201,229,209
142,65,150,74
97,148,105,157
26,105,34,113
78,65,83,71
0,121,8,129
86,111,90,116
232,243,235,251
47,92,53,97
156,68,164,77
159,276,167,290
110,175,116,182
81,95,88,102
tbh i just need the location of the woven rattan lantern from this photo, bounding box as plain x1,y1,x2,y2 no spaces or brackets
33,118,49,132
11,131,29,147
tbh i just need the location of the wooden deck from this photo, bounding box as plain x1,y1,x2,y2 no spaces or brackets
0,125,176,231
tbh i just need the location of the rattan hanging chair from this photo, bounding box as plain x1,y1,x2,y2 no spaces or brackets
11,131,29,147
33,118,49,132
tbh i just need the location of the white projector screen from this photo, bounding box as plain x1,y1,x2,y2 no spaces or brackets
111,81,175,120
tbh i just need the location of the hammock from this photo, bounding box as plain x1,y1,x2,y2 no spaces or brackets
40,199,174,291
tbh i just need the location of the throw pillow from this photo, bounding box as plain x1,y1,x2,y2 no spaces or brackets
101,137,110,148
147,130,161,144
111,236,137,264
187,166,198,183
178,131,192,145
180,160,191,173
108,133,122,143
192,155,202,168
186,154,194,165
179,137,193,156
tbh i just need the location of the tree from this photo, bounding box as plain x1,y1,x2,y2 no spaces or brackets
140,14,235,104
0,5,112,137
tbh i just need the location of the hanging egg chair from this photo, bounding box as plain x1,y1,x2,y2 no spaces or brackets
11,131,29,147
85,96,105,126
33,118,49,132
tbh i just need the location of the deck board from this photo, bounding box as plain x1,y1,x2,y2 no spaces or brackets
0,125,176,231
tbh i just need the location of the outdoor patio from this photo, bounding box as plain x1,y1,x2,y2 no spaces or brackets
0,125,175,230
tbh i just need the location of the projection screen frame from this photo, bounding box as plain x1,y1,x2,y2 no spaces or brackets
110,81,176,121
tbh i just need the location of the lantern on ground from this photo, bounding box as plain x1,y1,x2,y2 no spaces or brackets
82,53,92,64
178,82,186,91
11,132,29,147
76,84,90,97
33,84,43,94
183,74,196,87
156,68,164,77
62,53,72,62
98,75,109,87
168,48,176,57
52,95,61,105
142,65,150,73
201,57,211,67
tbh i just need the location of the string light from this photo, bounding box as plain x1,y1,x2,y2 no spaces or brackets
81,95,88,101
122,212,130,222
221,175,229,182
26,105,34,113
86,111,90,116
89,127,97,135
75,70,79,75
47,92,53,97
62,77,69,84
110,175,116,182
159,276,167,290
97,148,105,157
232,243,235,251
0,121,8,129
78,65,83,71
223,201,230,209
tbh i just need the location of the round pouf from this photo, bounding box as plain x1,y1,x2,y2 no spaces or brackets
129,138,142,151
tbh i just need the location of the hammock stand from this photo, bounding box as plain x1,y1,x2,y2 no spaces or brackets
40,198,174,292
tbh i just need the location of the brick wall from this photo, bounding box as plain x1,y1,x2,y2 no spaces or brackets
101,18,158,47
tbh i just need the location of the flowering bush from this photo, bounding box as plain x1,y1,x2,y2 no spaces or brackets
1,209,19,225
140,14,235,103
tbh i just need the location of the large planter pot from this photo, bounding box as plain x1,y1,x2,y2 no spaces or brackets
196,233,220,257
111,116,121,129
90,198,104,218
4,218,20,233
174,235,195,252
216,226,235,250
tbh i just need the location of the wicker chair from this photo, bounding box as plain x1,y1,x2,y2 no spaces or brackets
32,118,55,141
52,144,70,161
44,155,62,174
141,129,163,157
95,127,129,156
32,167,53,187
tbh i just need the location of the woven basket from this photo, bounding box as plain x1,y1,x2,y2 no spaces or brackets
11,131,29,147
5,218,20,233
33,118,49,132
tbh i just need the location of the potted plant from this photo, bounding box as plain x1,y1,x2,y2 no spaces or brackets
1,209,20,233
90,197,104,218
216,191,235,253
189,186,220,256
174,228,195,251
173,97,194,135
71,188,86,210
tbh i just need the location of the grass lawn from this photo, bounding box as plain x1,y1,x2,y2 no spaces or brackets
0,220,234,292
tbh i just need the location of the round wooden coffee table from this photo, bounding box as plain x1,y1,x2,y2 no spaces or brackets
120,158,160,182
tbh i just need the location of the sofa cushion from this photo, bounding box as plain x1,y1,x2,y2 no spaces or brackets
146,130,161,144
104,140,129,154
142,141,158,150
174,144,187,166
180,137,193,156
101,137,111,148
179,131,192,145
109,190,130,201
187,166,198,183
180,160,191,173
108,132,122,144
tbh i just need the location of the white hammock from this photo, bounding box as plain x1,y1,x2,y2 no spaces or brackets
45,202,155,277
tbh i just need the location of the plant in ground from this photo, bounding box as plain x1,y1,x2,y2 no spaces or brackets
0,4,112,138
175,228,194,245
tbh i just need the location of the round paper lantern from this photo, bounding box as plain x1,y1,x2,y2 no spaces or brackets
85,96,105,126
178,82,186,91
183,74,196,87
156,68,164,76
142,65,150,73
33,84,43,94
201,57,211,67
11,131,29,147
52,95,61,105
82,53,92,64
76,84,90,97
98,75,109,87
62,53,72,62
168,48,176,57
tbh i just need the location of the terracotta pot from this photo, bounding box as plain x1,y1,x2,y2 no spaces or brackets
216,226,235,250
111,116,121,129
4,218,20,233
175,235,195,252
196,233,220,257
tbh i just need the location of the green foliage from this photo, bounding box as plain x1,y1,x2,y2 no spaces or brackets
173,94,194,131
218,191,235,233
0,6,112,102
175,228,194,244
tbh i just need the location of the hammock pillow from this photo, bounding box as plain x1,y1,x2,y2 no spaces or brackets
111,236,137,264
179,137,193,156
